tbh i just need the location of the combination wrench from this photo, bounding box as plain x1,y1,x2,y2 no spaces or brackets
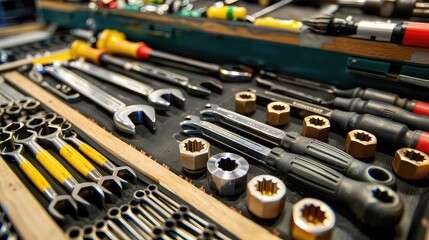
180,115,404,227
44,64,156,134
68,59,185,111
0,133,78,221
201,104,396,188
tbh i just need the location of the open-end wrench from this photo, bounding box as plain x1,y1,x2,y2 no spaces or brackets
180,115,404,226
0,133,78,221
44,64,156,134
61,123,137,188
201,104,396,188
0,77,28,103
68,59,185,111
97,29,253,82
70,41,223,97
37,125,123,200
8,123,106,209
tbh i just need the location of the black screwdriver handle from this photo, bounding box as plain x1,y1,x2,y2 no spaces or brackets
333,97,429,131
266,147,403,226
330,109,429,154
335,87,409,107
281,131,396,188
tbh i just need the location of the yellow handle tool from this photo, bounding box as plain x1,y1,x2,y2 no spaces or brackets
19,159,52,193
78,143,109,167
97,29,144,59
254,17,302,30
206,5,247,20
70,40,106,64
35,150,73,185
59,144,98,177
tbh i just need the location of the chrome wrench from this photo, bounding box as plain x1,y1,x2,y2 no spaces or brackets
44,64,156,134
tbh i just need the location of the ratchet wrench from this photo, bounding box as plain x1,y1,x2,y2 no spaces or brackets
44,64,156,135
180,115,404,227
201,104,396,188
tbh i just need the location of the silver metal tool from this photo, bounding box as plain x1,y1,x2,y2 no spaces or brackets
0,134,78,221
37,125,123,200
10,124,106,209
201,104,396,188
44,64,156,134
119,204,153,238
107,207,147,239
61,123,137,188
246,0,294,22
0,76,28,103
68,60,185,111
180,115,404,226
82,224,100,240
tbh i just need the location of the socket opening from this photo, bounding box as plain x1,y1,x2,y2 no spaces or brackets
301,204,327,225
134,190,145,198
256,178,279,196
218,157,238,172
403,150,426,162
354,132,372,142
120,205,129,212
372,188,394,203
368,168,390,182
95,221,105,229
271,104,286,111
239,93,254,99
309,117,325,126
153,228,163,235
83,226,93,234
68,229,81,238
109,208,119,216
184,139,205,153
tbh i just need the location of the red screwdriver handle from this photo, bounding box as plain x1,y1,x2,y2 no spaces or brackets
412,101,429,116
416,132,429,154
402,22,429,48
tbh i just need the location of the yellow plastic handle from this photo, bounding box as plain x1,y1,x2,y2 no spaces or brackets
96,29,142,58
254,17,302,30
31,51,73,65
206,6,247,20
36,150,73,185
70,40,105,64
79,143,108,167
59,145,97,177
19,160,51,193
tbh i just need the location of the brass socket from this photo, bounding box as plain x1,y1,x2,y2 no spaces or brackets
246,175,286,219
266,102,290,126
344,130,377,159
235,92,256,115
302,115,330,142
291,198,336,240
179,137,210,173
392,148,429,180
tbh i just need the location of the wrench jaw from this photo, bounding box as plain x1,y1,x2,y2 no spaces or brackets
26,117,46,132
185,83,212,97
5,103,23,121
200,104,222,122
218,64,253,82
148,89,186,111
198,78,224,94
2,122,24,136
71,182,106,211
22,98,42,114
114,105,156,135
112,166,137,189
48,195,79,221
97,176,123,201
180,115,204,136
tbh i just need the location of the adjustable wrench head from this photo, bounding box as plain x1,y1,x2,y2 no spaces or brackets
180,115,204,136
200,103,222,122
71,182,105,209
219,64,253,82
148,88,186,111
48,195,79,221
113,105,156,135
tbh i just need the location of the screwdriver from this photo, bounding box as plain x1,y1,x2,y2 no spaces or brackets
303,14,429,48
260,70,429,117
338,0,429,18
251,89,429,155
256,77,429,131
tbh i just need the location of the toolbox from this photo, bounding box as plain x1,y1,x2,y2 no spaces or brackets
1,0,429,240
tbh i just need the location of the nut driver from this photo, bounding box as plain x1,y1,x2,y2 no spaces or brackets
8,123,106,210
0,133,78,221
260,70,429,116
257,77,429,131
44,64,156,135
70,40,222,97
180,115,404,226
61,123,137,188
37,125,123,201
96,29,253,82
252,89,429,155
67,59,185,111
201,103,396,188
